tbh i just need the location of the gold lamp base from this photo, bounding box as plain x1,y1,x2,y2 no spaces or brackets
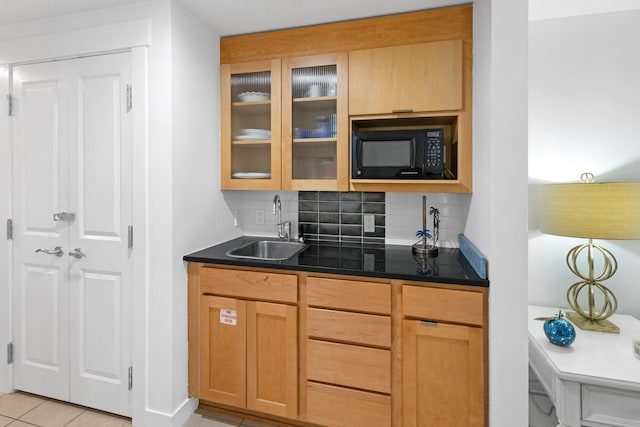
565,311,620,333
563,239,620,334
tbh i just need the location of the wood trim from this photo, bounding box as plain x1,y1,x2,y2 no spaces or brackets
188,263,201,396
391,281,403,427
220,5,473,63
297,273,308,419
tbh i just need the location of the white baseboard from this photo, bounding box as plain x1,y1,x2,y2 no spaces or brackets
135,397,198,427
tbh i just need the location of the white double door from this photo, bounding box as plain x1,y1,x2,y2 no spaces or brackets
11,52,133,416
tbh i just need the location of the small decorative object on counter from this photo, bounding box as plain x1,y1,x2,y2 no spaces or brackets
412,195,439,257
542,310,576,346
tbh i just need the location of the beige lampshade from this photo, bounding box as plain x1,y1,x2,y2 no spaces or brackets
539,182,640,239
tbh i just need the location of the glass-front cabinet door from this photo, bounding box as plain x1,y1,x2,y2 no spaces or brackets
220,60,281,190
282,53,348,191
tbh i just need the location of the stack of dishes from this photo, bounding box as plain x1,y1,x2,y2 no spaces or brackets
234,128,271,140
237,91,270,102
232,172,271,179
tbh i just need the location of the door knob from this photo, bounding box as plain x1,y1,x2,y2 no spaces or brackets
68,248,86,259
35,246,64,257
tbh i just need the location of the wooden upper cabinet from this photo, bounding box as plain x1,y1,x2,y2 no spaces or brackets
282,53,349,191
220,60,282,190
349,40,463,116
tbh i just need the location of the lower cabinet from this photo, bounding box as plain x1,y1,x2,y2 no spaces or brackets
194,266,298,419
402,320,484,427
402,284,486,427
188,264,487,427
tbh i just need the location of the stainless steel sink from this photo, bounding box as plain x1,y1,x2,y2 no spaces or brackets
225,240,308,261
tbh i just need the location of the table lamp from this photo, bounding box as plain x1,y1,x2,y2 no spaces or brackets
539,173,640,333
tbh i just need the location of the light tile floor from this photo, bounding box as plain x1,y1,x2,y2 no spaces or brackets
0,392,281,427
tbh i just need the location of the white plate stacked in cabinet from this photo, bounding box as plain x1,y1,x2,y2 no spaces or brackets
304,276,392,427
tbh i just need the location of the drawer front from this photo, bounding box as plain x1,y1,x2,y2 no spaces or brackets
306,339,391,393
200,267,297,303
307,308,391,347
307,276,390,314
582,384,640,426
403,285,484,326
306,381,391,427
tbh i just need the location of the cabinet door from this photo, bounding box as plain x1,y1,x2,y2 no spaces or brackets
282,53,348,191
403,320,485,427
221,60,282,189
199,295,247,407
247,301,298,418
349,40,463,115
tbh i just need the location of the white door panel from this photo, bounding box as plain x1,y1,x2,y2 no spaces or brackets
12,52,132,416
68,52,132,415
12,61,70,401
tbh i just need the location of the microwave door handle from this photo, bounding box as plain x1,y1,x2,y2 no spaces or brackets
411,140,417,169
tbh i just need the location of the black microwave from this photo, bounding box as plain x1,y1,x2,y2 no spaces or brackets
352,128,444,179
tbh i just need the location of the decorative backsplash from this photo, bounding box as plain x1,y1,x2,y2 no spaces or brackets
298,191,385,244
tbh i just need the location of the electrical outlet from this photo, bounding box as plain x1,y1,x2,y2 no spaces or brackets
364,214,375,233
364,253,375,271
255,209,265,225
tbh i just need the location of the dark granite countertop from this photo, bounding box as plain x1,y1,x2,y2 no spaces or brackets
183,236,489,288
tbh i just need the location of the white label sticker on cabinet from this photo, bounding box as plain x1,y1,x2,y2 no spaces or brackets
220,309,237,326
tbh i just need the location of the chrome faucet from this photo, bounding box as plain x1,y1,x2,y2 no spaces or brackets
272,194,290,241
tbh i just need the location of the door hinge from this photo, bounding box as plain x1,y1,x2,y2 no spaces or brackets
128,366,133,390
126,84,132,113
6,94,13,116
7,342,13,364
127,226,133,249
6,219,12,240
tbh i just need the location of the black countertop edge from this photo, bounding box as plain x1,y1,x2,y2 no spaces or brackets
183,236,489,288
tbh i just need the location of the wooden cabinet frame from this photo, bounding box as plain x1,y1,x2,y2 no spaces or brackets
220,5,473,193
188,264,488,427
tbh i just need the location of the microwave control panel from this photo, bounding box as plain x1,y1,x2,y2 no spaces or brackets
424,129,444,177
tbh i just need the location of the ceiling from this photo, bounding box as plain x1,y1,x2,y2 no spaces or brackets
1,0,639,36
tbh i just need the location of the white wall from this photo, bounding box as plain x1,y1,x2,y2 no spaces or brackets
470,0,530,425
528,9,640,319
170,0,238,423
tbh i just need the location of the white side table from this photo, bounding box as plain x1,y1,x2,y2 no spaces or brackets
528,305,640,427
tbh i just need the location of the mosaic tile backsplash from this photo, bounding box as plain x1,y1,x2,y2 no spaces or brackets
298,191,385,244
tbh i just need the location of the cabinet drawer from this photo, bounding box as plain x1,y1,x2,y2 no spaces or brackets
582,384,640,426
403,285,484,326
307,277,390,314
200,267,297,304
307,308,391,347
306,381,391,427
306,339,390,393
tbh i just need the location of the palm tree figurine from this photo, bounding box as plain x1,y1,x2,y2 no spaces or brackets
412,196,438,256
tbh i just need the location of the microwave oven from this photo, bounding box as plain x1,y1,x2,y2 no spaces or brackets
351,128,444,179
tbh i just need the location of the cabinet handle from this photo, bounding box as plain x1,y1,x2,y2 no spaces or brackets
420,320,438,327
392,109,414,113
